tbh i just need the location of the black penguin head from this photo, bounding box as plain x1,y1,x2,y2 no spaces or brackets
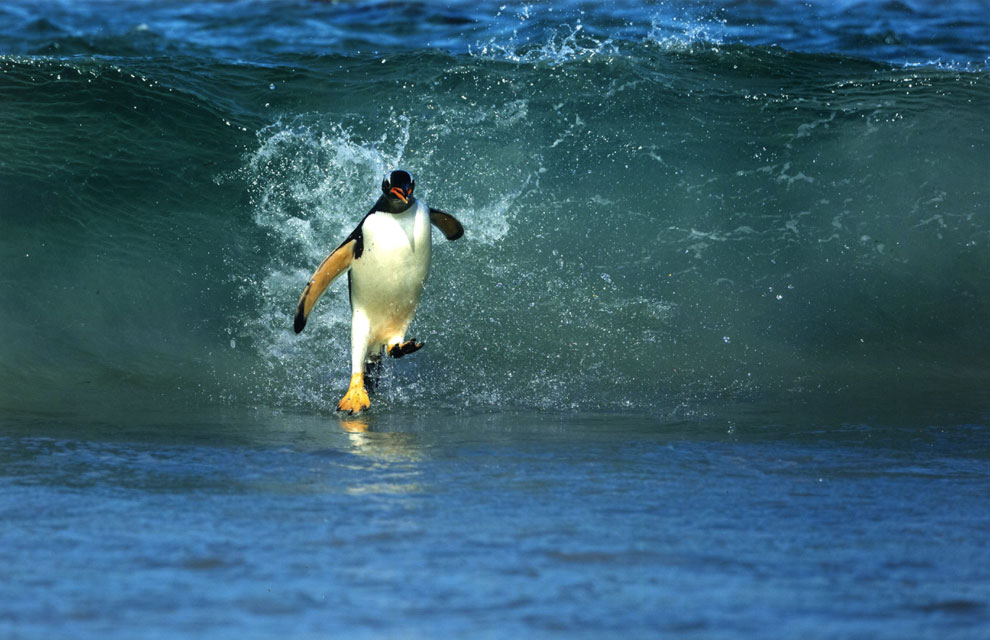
381,169,415,212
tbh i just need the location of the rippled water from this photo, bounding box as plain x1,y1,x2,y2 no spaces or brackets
3,409,989,639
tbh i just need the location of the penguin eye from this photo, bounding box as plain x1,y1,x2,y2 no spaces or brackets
381,177,390,192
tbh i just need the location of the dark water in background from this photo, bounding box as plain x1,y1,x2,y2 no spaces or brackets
1,1,989,637
1,0,989,418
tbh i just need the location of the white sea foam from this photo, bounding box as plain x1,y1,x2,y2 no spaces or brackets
234,117,414,408
645,14,725,53
470,22,619,65
246,116,411,264
236,111,535,409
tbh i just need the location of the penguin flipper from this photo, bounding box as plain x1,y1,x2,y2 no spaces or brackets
293,239,356,333
429,208,464,241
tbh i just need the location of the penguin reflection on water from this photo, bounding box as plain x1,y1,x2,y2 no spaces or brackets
293,170,464,414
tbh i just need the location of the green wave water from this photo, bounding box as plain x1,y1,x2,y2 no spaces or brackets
2,17,989,421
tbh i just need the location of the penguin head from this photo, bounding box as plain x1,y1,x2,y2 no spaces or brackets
381,169,415,212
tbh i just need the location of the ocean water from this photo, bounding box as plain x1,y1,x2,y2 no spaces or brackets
2,0,989,637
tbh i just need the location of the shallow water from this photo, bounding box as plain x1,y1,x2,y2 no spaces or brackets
2,407,989,639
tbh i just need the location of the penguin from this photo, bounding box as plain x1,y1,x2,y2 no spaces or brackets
293,169,464,414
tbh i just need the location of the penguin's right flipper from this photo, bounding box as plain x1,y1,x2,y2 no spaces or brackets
294,238,356,333
429,208,464,241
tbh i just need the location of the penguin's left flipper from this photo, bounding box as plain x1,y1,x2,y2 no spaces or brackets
294,238,356,334
429,208,464,241
388,340,424,358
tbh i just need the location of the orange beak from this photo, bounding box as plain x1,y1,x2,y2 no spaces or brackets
390,186,408,203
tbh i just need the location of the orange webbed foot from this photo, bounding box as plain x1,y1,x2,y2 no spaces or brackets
337,373,371,414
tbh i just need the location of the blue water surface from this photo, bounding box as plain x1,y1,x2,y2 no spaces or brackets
2,410,989,639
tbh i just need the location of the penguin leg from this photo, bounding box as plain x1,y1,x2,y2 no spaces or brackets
388,340,424,359
364,352,383,394
338,311,372,414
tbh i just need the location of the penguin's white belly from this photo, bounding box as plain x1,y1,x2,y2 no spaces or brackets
350,204,432,348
